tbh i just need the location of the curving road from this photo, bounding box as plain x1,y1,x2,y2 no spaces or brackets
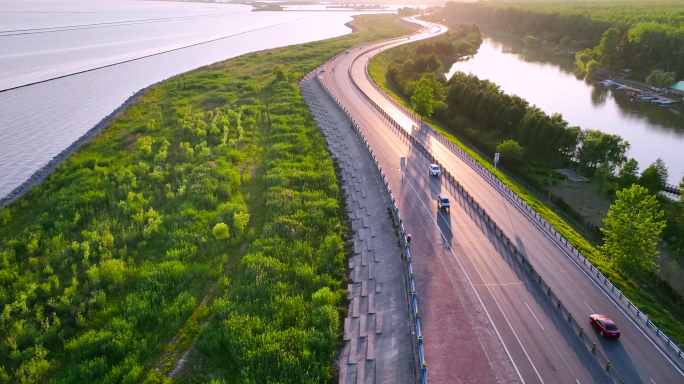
318,18,684,384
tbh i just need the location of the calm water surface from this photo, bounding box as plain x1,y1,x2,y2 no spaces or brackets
0,0,394,198
446,35,684,184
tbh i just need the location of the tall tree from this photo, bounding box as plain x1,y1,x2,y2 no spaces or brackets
596,28,622,67
577,130,629,171
411,77,435,117
617,158,639,190
639,158,668,193
594,162,614,195
600,185,666,273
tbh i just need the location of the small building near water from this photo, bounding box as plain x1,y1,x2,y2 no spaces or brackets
670,81,684,96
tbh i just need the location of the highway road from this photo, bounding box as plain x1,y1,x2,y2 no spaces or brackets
318,19,684,384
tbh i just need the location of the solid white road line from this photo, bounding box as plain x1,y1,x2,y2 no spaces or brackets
488,251,505,271
525,303,545,331
558,272,577,293
538,251,557,270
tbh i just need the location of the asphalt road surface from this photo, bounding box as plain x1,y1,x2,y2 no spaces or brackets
318,18,684,384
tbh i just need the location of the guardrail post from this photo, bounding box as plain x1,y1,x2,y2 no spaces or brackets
606,361,611,372
579,327,583,337
592,344,596,353
568,313,572,322
558,299,562,308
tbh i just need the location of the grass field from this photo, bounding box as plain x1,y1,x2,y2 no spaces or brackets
0,15,414,383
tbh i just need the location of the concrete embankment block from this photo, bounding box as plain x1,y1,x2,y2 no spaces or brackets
300,71,412,384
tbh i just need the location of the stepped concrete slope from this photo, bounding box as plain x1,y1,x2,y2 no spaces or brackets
300,73,415,384
314,18,684,384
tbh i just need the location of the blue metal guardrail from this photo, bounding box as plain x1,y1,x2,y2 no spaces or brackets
312,72,428,383
311,22,430,384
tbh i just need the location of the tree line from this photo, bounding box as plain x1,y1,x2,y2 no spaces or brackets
385,31,631,177
441,1,684,81
375,22,684,343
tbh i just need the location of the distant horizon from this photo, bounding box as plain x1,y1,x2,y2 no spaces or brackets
139,0,453,7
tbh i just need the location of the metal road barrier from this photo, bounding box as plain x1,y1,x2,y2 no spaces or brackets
310,73,428,384
303,25,430,384
341,63,627,382
356,45,684,370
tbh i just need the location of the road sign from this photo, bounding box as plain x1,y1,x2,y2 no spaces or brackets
400,157,405,172
494,153,500,163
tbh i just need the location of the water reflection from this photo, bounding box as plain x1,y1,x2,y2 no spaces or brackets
591,86,608,106
445,33,684,183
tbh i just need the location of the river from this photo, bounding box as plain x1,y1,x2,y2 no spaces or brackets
445,34,684,185
0,0,406,200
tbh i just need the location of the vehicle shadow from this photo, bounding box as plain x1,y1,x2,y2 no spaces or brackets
405,143,453,250
591,327,646,384
444,173,616,382
404,138,618,383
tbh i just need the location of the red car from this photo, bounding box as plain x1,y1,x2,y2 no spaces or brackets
590,314,621,339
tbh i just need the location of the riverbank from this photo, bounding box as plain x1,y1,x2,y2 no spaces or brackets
0,3,383,200
0,14,415,383
0,86,153,210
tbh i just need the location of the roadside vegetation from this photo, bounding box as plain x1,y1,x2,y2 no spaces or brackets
438,0,684,85
0,15,414,383
370,21,684,345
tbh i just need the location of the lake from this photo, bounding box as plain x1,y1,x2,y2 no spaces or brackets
0,0,399,199
445,34,684,185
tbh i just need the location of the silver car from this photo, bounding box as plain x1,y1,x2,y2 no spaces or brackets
429,164,441,177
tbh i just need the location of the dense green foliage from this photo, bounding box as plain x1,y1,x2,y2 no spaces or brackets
445,73,629,173
371,23,684,345
495,140,524,162
0,14,414,383
601,185,666,272
411,77,437,116
639,158,669,194
646,69,677,88
441,1,684,78
574,28,621,73
386,24,629,176
384,24,481,107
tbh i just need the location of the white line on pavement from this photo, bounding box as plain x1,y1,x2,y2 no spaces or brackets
537,250,557,270
489,251,504,271
525,303,545,331
402,173,543,384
